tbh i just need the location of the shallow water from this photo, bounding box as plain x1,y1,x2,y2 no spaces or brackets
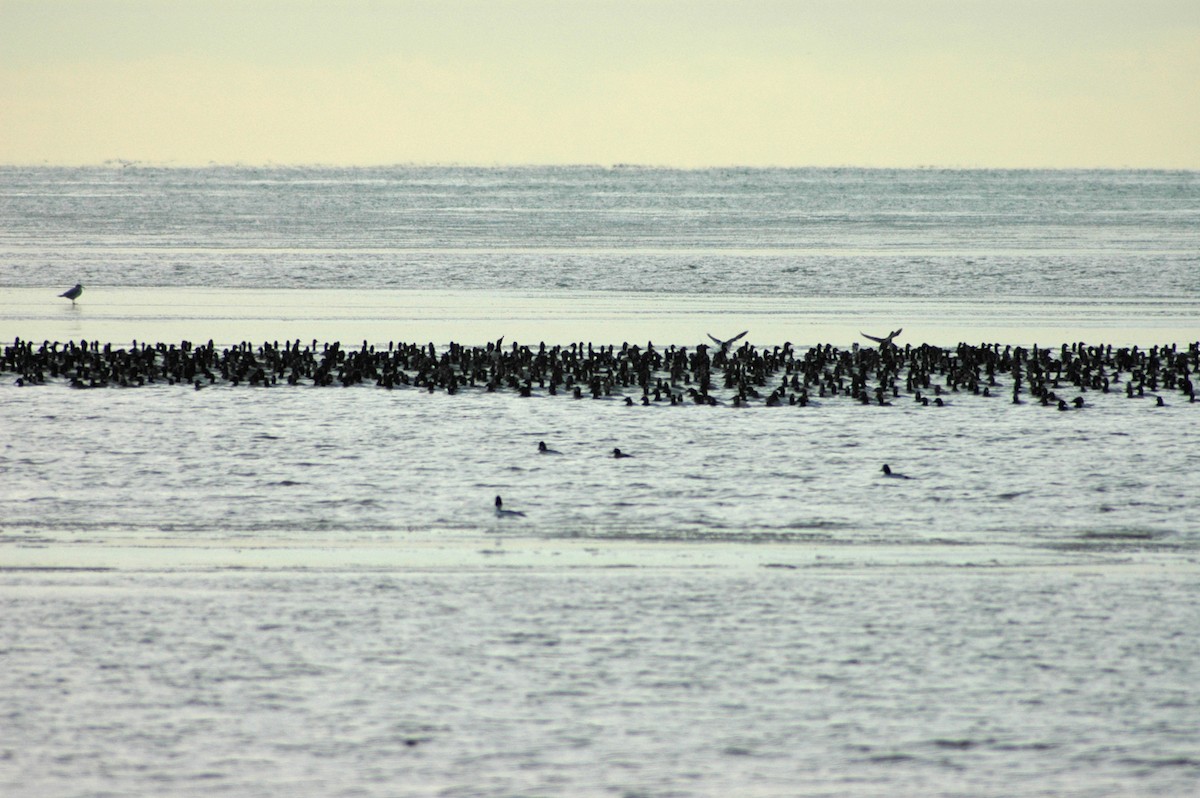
3,331,1199,796
2,166,1199,796
3,362,1199,560
3,569,1199,798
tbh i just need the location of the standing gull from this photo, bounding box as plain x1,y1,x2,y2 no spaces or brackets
59,284,83,304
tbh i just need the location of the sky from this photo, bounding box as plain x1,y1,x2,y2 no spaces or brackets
1,0,1198,168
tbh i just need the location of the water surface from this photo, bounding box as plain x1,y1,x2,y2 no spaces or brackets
1,166,1198,797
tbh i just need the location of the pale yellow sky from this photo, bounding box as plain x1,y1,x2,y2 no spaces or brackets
2,0,1198,168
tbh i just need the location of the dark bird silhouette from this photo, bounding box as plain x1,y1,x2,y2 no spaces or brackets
880,463,912,479
537,441,561,454
59,284,83,304
861,328,902,346
494,495,525,517
612,447,634,459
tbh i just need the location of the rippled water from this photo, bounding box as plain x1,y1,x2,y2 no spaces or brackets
2,166,1199,796
2,166,1198,297
3,375,1199,558
4,569,1198,797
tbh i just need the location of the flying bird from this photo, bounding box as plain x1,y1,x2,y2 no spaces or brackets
59,284,83,304
707,330,748,352
861,328,902,346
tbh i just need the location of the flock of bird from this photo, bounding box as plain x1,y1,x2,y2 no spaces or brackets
6,325,1197,413
27,285,1199,522
30,285,1200,414
37,284,1194,408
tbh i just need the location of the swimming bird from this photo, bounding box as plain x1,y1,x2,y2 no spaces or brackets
861,328,902,347
612,447,633,458
707,331,748,352
537,441,561,454
59,284,83,304
494,495,525,517
880,464,912,479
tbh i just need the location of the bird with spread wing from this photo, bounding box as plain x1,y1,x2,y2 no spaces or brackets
861,328,902,347
707,330,748,353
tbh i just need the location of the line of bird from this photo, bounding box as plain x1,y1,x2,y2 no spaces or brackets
6,328,1197,407
538,441,632,458
496,456,907,518
496,443,633,518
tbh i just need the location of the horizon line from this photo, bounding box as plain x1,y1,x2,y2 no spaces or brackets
2,159,1197,173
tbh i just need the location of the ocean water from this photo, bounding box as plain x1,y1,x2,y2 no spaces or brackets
2,166,1199,796
2,166,1198,298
